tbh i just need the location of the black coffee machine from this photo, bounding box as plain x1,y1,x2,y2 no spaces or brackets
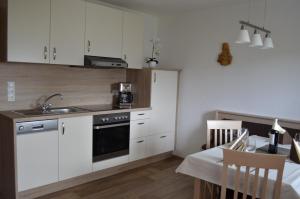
117,83,133,108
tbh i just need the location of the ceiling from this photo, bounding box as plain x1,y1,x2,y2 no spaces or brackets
99,0,250,15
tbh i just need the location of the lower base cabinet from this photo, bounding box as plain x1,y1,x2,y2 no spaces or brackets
129,111,175,162
16,110,175,193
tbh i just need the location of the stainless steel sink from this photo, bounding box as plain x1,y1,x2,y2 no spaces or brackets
14,107,85,116
46,107,81,114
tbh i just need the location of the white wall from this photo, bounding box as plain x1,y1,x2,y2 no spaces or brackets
158,0,300,157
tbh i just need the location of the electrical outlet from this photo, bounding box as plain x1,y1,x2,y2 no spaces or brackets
7,81,15,102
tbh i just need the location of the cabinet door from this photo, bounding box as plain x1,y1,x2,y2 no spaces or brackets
147,133,174,156
150,70,178,135
50,0,85,65
17,130,58,191
129,137,147,161
7,0,50,63
85,2,123,58
122,12,145,69
59,116,92,180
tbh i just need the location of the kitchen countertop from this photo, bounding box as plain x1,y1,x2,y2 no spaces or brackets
0,105,152,123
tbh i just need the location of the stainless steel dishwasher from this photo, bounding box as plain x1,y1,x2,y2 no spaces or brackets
16,120,59,191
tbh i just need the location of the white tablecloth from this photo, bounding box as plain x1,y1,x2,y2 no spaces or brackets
176,136,300,199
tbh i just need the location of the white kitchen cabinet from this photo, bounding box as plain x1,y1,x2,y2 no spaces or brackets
147,133,174,156
150,70,178,135
50,0,85,65
130,119,149,139
129,137,147,161
85,2,123,58
8,0,51,63
58,116,93,180
8,0,85,65
17,130,59,191
122,12,145,69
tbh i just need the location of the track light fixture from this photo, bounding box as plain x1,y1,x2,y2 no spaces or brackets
236,0,274,49
236,21,273,49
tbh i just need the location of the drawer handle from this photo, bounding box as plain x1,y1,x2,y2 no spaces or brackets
43,46,48,60
53,47,57,60
138,113,145,116
160,136,167,139
138,123,145,125
87,40,91,52
137,140,144,143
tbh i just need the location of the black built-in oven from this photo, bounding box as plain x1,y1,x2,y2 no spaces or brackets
93,112,130,162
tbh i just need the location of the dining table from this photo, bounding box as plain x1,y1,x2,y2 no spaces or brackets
176,136,300,199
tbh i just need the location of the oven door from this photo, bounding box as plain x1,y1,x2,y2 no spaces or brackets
93,122,130,162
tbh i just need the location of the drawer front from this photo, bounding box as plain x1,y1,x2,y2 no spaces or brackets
129,138,147,161
130,111,150,121
147,133,174,156
130,119,149,139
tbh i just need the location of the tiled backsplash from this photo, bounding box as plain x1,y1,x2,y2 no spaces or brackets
0,63,126,111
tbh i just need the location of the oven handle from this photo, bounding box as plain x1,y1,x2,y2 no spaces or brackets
93,122,130,130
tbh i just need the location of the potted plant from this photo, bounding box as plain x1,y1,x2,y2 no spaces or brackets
146,38,161,67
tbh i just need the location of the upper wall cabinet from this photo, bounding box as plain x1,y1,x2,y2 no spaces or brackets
85,2,123,58
50,0,85,65
5,0,149,67
7,0,85,65
122,12,145,69
8,0,51,63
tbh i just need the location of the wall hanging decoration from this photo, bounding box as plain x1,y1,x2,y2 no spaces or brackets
217,43,233,66
235,0,274,49
146,38,161,68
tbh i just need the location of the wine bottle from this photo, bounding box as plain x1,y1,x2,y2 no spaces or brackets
268,129,279,154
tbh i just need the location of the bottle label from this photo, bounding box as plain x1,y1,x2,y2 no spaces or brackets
269,134,275,145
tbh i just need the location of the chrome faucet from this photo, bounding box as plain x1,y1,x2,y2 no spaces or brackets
41,93,63,112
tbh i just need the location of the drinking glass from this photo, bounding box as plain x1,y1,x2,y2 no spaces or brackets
246,136,256,153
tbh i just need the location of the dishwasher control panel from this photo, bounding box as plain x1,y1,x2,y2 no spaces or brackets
16,120,58,135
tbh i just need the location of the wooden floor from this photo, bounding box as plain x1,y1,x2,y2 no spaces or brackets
37,156,194,199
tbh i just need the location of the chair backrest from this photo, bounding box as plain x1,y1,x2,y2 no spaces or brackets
207,120,242,149
221,149,286,199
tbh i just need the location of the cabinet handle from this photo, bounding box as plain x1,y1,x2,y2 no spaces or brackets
154,72,157,83
124,54,127,61
43,46,48,60
138,113,145,116
53,47,56,61
137,140,144,143
87,40,91,52
160,136,167,139
62,122,65,135
138,122,145,125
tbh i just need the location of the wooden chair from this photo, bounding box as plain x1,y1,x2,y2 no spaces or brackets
207,120,242,149
221,149,286,199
